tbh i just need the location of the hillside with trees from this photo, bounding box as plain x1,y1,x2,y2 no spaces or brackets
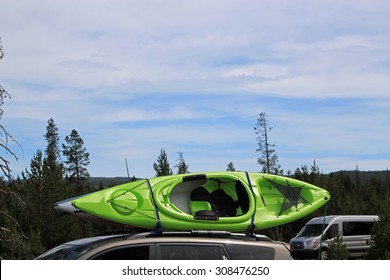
1,122,389,259
0,103,389,259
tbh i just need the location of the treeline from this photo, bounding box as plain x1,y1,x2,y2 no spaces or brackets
260,167,390,245
1,118,390,259
0,118,112,259
0,119,191,259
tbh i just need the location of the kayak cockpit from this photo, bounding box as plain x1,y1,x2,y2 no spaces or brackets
167,176,251,220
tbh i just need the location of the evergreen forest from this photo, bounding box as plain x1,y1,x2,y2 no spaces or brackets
1,118,390,259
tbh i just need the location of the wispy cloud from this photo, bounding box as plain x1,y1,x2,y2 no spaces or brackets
1,0,389,177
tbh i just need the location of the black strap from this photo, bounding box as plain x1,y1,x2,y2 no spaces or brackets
245,172,256,238
146,178,163,234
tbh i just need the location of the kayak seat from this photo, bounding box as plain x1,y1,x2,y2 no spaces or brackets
211,189,237,217
190,186,237,219
190,187,216,219
190,201,212,215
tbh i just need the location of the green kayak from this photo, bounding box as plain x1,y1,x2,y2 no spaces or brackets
57,172,330,232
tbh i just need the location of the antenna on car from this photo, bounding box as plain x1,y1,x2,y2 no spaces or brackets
125,158,130,182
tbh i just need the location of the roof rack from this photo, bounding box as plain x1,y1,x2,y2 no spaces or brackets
127,230,272,242
93,228,146,237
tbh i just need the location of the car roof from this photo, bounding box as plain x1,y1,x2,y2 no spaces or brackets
131,230,273,241
308,215,379,224
36,230,291,260
65,234,129,246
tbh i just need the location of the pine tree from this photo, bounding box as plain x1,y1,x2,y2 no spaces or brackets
226,162,236,171
294,165,310,182
310,160,320,175
153,149,173,177
62,129,90,189
309,160,326,187
21,150,44,228
327,233,350,260
254,112,282,174
175,152,189,174
367,197,390,259
44,118,61,165
14,120,66,255
40,118,66,249
41,118,64,208
0,178,33,259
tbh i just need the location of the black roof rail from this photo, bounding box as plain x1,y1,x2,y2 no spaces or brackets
128,230,272,242
93,228,146,237
190,230,232,237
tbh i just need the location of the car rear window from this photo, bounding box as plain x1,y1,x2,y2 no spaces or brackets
225,244,275,260
159,244,224,260
35,244,92,260
342,221,374,236
91,245,150,260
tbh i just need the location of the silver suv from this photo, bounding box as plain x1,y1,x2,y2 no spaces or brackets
35,231,292,260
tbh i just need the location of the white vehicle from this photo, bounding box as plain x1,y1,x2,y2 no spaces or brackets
289,215,378,259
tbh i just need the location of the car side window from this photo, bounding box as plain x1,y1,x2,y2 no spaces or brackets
225,244,275,260
159,244,226,260
90,245,150,260
325,224,339,239
343,222,374,236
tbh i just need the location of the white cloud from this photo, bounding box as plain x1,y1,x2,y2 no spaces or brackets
221,64,290,79
98,107,210,123
242,73,390,98
1,0,390,177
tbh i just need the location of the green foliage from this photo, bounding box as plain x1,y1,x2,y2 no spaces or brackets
43,118,61,164
0,178,45,259
0,119,113,259
261,225,284,241
327,233,350,260
226,162,236,172
0,228,45,260
153,149,173,177
62,129,90,188
366,197,390,259
175,152,189,174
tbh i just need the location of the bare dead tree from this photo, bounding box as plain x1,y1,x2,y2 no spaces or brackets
0,37,26,254
0,36,4,60
0,37,20,179
254,112,283,175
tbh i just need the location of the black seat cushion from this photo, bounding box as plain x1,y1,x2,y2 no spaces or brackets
211,189,236,217
190,186,237,217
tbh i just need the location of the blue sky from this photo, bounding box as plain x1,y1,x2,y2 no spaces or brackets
1,0,389,178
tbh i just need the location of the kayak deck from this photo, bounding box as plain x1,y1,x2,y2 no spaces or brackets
64,172,330,232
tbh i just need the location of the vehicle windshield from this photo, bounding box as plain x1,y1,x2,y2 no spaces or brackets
297,224,328,237
35,244,92,260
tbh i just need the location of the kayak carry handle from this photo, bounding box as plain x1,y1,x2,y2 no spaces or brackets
183,174,207,182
